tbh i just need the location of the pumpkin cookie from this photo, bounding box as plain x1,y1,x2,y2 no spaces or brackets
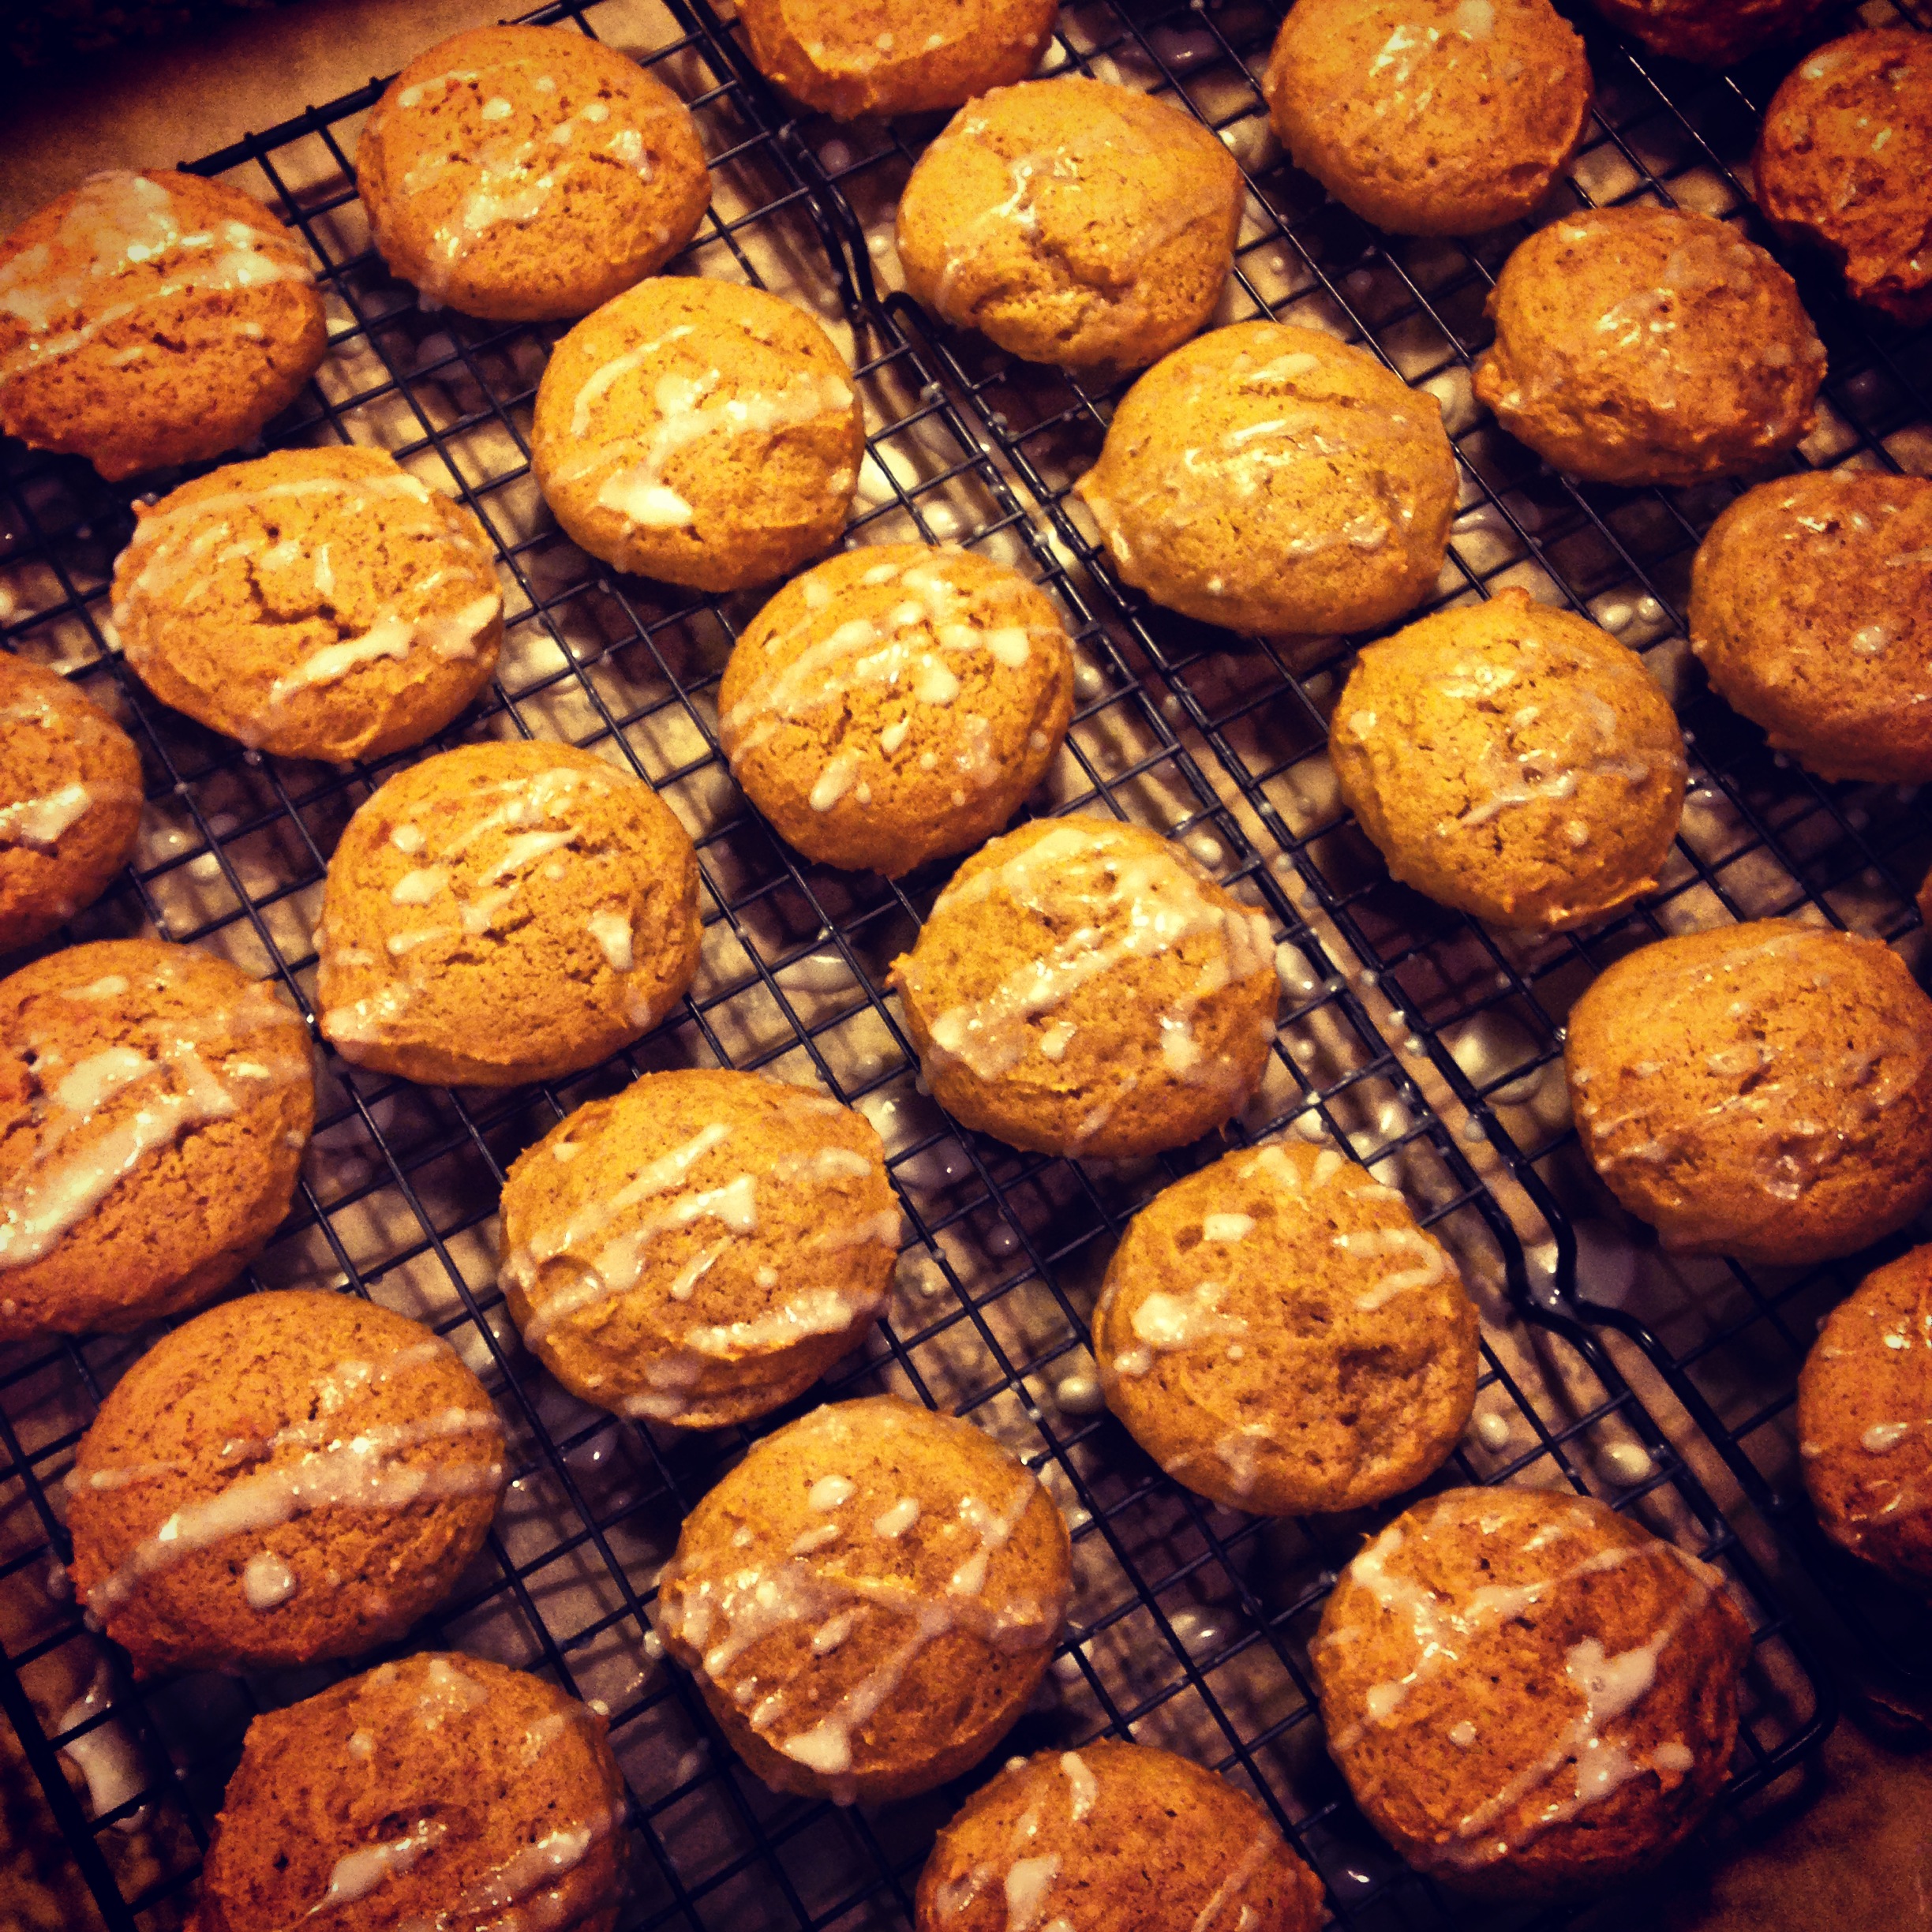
0,657,143,954
654,1395,1071,1805
530,277,863,593
500,1069,899,1428
113,445,503,765
358,23,712,320
314,740,701,1088
1311,1487,1750,1900
1073,321,1458,638
895,77,1241,371
718,545,1075,876
0,169,325,481
1331,589,1687,931
1094,1140,1477,1515
890,814,1279,1159
1563,921,1932,1266
68,1290,505,1676
195,1653,627,1932
1586,0,1833,66
0,938,313,1343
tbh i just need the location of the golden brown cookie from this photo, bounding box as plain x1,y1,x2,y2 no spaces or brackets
0,169,326,482
0,938,313,1343
1799,1243,1932,1592
894,77,1241,371
499,1068,898,1428
1688,468,1932,784
1563,920,1932,1266
68,1291,505,1676
1473,206,1826,486
1311,1486,1750,1900
1754,28,1932,328
739,0,1060,121
655,1395,1071,1804
717,545,1075,877
0,657,143,955
357,24,713,321
1586,0,1833,66
194,1653,627,1932
1263,0,1593,238
1093,1140,1478,1515
315,740,701,1088
915,1742,1327,1932
530,277,863,593
1331,589,1687,932
1073,321,1458,637
890,814,1279,1159
112,445,504,765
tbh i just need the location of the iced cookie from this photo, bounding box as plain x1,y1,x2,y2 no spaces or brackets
1564,920,1932,1266
890,814,1279,1159
358,23,712,320
314,740,701,1088
895,77,1241,370
1473,206,1825,486
1093,1140,1478,1515
0,938,313,1343
654,1395,1071,1804
1073,321,1458,637
738,0,1060,121
1263,0,1593,238
1331,589,1687,931
195,1653,627,1932
717,544,1075,876
112,445,504,765
499,1068,898,1428
0,656,143,954
530,277,863,593
0,168,325,481
916,1743,1326,1932
68,1290,505,1676
1311,1487,1750,1900
1587,0,1833,66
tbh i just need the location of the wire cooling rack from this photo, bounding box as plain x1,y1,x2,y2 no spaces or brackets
9,0,1925,1925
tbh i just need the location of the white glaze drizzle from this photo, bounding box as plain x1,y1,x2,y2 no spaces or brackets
0,782,141,852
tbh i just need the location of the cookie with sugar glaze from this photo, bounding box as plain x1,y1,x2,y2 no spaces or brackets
0,938,313,1343
0,168,325,481
67,1290,505,1676
654,1395,1071,1805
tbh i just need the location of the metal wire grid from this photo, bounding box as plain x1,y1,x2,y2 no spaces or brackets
0,1,1848,1927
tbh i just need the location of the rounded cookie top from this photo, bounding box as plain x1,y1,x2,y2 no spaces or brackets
1799,1243,1932,1591
1073,321,1458,638
1586,0,1833,66
68,1290,505,1676
0,168,325,482
315,740,701,1088
1473,206,1825,487
112,445,504,766
894,77,1241,371
530,277,863,593
0,656,143,955
1263,0,1593,238
1093,1140,1479,1516
0,938,313,1343
739,0,1060,121
915,1742,1326,1932
1754,29,1932,328
357,23,712,322
195,1653,627,1932
1689,468,1932,784
890,814,1279,1159
717,544,1075,877
1311,1487,1750,1900
655,1395,1071,1805
1331,589,1687,932
499,1068,899,1429
1563,920,1932,1266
